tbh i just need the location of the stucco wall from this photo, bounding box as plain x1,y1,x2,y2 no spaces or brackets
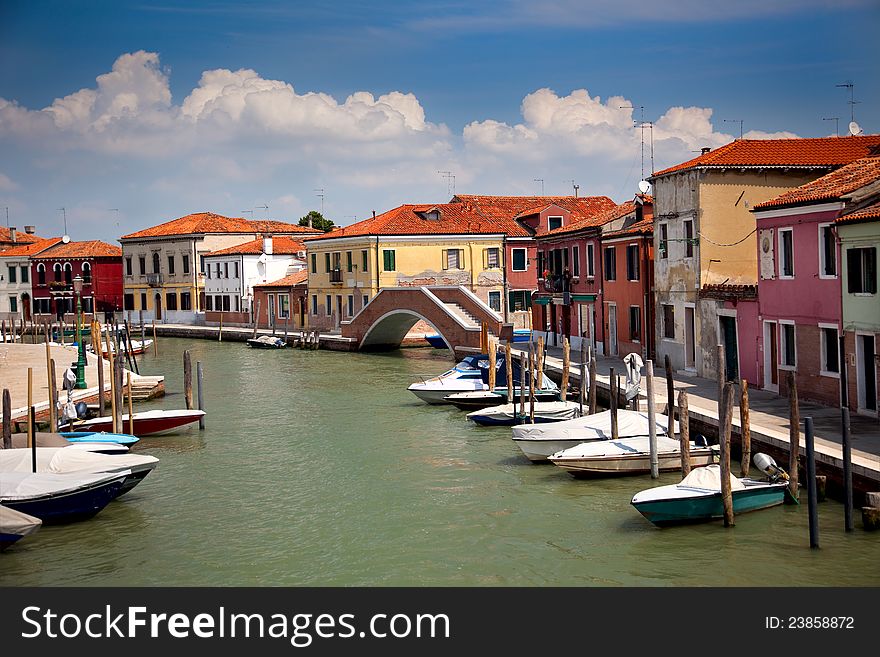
839,220,880,333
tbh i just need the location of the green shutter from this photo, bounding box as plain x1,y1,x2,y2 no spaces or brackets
324,253,331,273
383,249,395,271
346,251,353,272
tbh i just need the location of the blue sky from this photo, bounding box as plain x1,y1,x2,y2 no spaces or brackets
1,0,878,239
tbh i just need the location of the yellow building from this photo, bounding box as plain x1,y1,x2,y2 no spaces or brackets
119,212,320,323
305,203,517,331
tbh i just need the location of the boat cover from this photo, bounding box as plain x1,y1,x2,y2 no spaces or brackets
0,470,130,501
0,505,42,536
0,448,157,475
678,465,745,491
551,434,685,459
468,401,581,422
512,410,677,443
9,433,71,448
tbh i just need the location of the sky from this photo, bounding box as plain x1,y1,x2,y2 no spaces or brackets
1,0,878,240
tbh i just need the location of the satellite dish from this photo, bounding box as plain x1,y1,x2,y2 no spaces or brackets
638,180,651,194
61,235,71,244
849,121,862,136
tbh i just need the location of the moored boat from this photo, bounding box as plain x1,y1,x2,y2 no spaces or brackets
247,335,286,349
0,470,129,523
0,505,42,550
467,400,582,426
70,409,205,437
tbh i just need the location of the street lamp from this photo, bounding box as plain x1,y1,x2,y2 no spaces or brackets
73,274,87,389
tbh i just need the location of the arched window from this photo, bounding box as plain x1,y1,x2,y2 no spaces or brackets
152,253,160,274
64,262,72,284
37,263,46,285
82,261,92,283
53,263,62,282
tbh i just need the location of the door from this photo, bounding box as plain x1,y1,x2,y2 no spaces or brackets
154,293,162,320
267,294,275,330
764,321,779,392
685,306,696,370
608,304,618,357
720,315,739,382
857,334,877,412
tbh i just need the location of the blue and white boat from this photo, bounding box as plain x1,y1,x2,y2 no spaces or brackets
467,400,581,426
0,470,129,524
0,505,42,551
424,329,531,348
61,431,139,447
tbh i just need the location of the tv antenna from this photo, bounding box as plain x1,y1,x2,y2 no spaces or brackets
534,178,544,195
724,119,744,139
619,104,654,179
4,206,8,228
241,209,254,217
437,171,455,196
823,117,840,137
256,203,269,219
57,207,69,242
313,189,324,215
108,208,119,227
836,81,860,125
564,180,579,197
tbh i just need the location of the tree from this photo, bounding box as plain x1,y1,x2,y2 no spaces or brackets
299,211,335,232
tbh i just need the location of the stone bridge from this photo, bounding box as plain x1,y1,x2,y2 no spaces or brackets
341,286,513,351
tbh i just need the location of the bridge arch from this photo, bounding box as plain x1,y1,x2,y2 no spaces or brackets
361,309,451,351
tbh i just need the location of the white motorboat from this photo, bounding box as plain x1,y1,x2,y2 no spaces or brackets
0,470,130,523
511,409,676,462
548,434,715,477
467,401,582,426
0,505,42,550
71,408,205,436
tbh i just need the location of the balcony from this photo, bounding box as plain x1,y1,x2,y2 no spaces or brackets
329,268,343,284
146,273,164,287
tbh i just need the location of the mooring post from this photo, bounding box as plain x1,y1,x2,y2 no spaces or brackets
805,416,819,548
646,360,659,479
716,344,725,403
218,313,223,342
152,320,158,356
579,337,586,416
49,358,58,432
519,352,526,424
839,334,853,531
678,389,690,476
27,367,33,449
740,380,751,478
536,336,544,389
30,406,36,473
588,356,597,415
183,349,193,410
505,343,514,405
664,354,674,437
127,372,135,436
2,389,12,449
528,344,535,424
197,361,205,430
561,337,570,401
788,371,800,502
719,382,735,527
488,339,497,391
610,367,618,440
97,342,106,414
44,338,55,430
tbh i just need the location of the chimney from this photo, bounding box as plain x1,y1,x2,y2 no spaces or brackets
263,234,273,255
308,215,312,228
24,225,36,234
372,210,376,219
701,147,711,155
8,226,16,243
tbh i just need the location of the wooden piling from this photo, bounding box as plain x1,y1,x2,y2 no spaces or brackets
646,360,659,479
804,416,819,548
480,322,488,354
561,337,570,401
536,336,544,389
506,343,514,405
1,319,6,343
184,349,193,410
152,319,158,355
2,389,12,449
678,389,690,476
788,371,800,502
44,339,56,430
218,313,223,342
519,352,526,423
739,379,751,478
579,339,586,416
664,354,674,438
27,367,33,448
839,334,853,531
197,361,205,430
716,344,725,402
528,345,535,423
127,372,134,435
719,382,735,527
488,340,497,391
140,311,146,347
108,334,118,434
30,406,36,473
48,358,58,432
589,357,597,415
610,367,618,440
125,320,139,374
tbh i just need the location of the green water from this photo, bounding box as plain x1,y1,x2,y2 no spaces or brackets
3,338,878,586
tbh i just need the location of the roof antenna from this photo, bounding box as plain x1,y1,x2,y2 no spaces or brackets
57,207,70,243
836,81,860,127
822,117,840,138
437,171,455,196
533,178,544,195
313,189,324,215
256,203,269,219
724,119,744,139
109,208,119,227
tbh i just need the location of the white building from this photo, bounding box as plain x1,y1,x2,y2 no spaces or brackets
203,235,307,321
0,235,60,322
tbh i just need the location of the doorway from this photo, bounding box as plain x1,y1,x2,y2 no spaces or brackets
608,304,618,357
764,321,779,392
684,305,696,370
719,314,739,382
856,333,877,413
154,293,162,320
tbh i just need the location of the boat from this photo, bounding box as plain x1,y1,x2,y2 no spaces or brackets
87,339,154,357
0,447,158,497
0,470,129,523
548,434,715,477
424,329,531,348
444,388,560,410
408,354,558,405
60,431,139,447
0,505,42,551
69,409,205,436
467,401,582,426
631,455,793,526
511,409,676,462
11,431,136,453
247,335,287,349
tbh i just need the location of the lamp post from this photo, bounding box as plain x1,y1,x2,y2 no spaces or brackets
73,274,87,389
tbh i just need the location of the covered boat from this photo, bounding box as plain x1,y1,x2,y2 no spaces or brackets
247,335,286,349
548,434,715,477
0,470,128,523
0,505,42,550
467,401,582,426
511,410,676,462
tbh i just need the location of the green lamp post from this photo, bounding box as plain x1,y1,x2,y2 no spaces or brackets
73,274,87,389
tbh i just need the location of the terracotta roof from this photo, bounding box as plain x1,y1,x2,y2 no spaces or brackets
206,236,308,257
836,199,880,225
601,215,654,239
254,270,309,288
752,156,880,210
0,237,63,258
0,227,44,246
32,240,122,259
545,201,634,237
699,284,758,301
652,135,880,179
453,195,617,231
120,212,321,239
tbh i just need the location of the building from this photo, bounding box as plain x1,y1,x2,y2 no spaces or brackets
0,225,42,252
0,236,61,322
119,212,321,324
648,135,880,382
203,235,307,326
252,270,309,331
30,240,123,321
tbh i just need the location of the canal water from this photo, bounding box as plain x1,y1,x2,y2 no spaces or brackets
3,338,878,586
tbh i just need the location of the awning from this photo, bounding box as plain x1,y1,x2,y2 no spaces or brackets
571,294,597,302
532,297,551,305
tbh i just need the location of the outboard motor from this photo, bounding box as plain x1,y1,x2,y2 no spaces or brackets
753,453,789,482
75,401,89,419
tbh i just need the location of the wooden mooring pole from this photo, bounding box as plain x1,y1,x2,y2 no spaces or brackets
739,380,751,478
719,382,735,527
839,335,853,531
127,372,134,436
664,354,674,437
788,371,800,503
27,368,33,450
44,339,56,431
609,367,618,440
678,390,690,476
588,356,597,415
561,337,570,401
518,352,526,424
646,360,659,479
183,349,193,410
488,339,497,392
805,416,819,548
536,336,544,390
505,344,514,405
2,388,12,449
197,361,205,430
528,344,535,424
152,320,158,356
48,358,58,432
579,338,586,416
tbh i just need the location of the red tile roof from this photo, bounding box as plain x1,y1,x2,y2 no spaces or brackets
602,215,654,239
753,156,880,210
454,195,617,229
0,227,44,247
32,240,122,259
254,271,309,288
120,212,322,239
652,135,880,179
0,237,63,258
836,199,880,225
206,236,308,257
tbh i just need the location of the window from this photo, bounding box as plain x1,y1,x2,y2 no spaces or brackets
662,304,675,340
140,293,147,310
279,294,290,319
9,296,17,313
659,223,668,259
346,295,353,317
166,293,178,311
215,262,221,279
34,298,50,314
182,255,190,274
536,251,545,277
383,249,396,271
780,322,796,368
324,253,331,273
778,228,794,278
53,263,62,282
64,263,72,284
124,294,134,311
81,297,93,314
222,295,230,312
311,295,318,316
573,246,580,277
325,294,332,316
683,220,694,258
234,261,239,278
626,244,640,281
199,255,205,274
336,295,342,319
125,257,132,276
223,262,229,279
362,250,368,272
604,247,616,281
820,325,839,375
311,253,317,274
206,265,211,279
629,306,641,341
488,290,501,312
443,249,463,270
152,252,160,274
181,293,191,311
235,295,240,312
139,256,146,275
167,255,175,275
547,216,563,231
346,251,353,272
586,243,595,277
82,262,91,283
508,290,532,312
485,247,500,269
37,264,45,285
512,248,527,272
7,266,16,283
205,296,213,311
847,247,877,294
819,224,836,277
362,294,369,309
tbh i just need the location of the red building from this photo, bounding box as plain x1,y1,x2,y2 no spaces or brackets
31,240,124,321
252,271,308,330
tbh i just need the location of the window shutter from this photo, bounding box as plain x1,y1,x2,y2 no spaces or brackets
442,249,448,270
458,249,465,270
483,248,488,270
524,291,532,309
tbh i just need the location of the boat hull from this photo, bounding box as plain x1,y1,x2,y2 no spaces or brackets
632,484,788,526
75,411,204,437
512,437,604,462
551,450,715,477
2,478,125,524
